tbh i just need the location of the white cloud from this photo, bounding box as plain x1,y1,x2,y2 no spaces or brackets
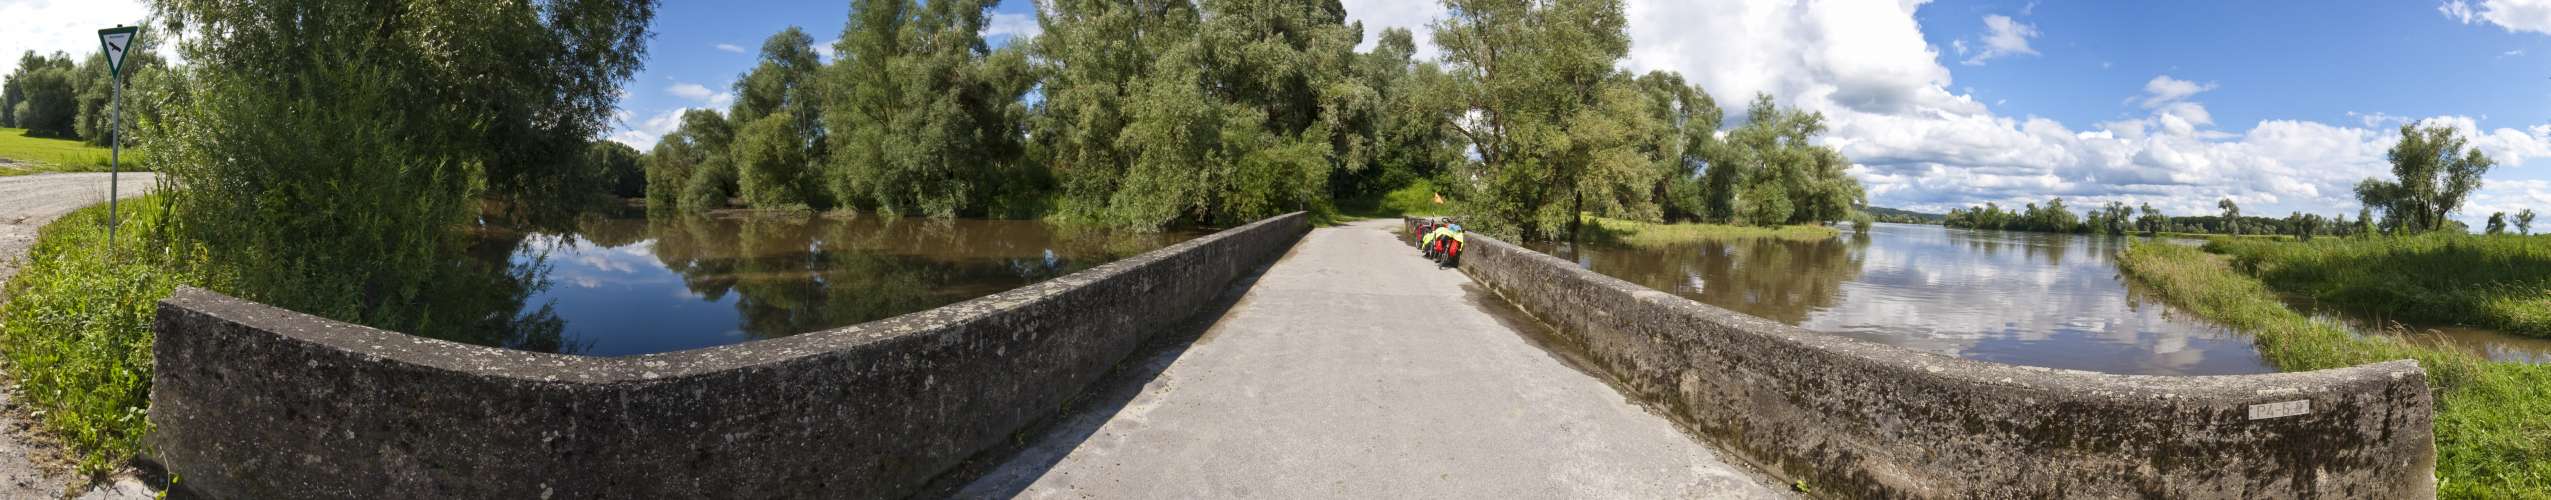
2443,1,2479,23
715,43,746,54
2505,48,2528,56
0,0,152,78
814,39,838,63
1961,14,2039,65
2137,75,2215,108
609,108,692,150
986,12,1042,41
666,82,734,110
2443,0,2551,35
1341,0,1447,60
1614,0,2551,221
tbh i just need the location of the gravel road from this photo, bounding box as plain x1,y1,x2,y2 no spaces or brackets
0,172,158,499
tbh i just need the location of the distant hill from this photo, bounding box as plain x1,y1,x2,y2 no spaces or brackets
1864,206,1944,224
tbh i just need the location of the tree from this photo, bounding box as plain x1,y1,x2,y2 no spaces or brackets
2358,206,2377,238
1345,28,1464,202
3,52,79,137
1435,0,1653,239
2487,212,2508,235
151,0,657,343
2359,123,2493,234
2218,198,2241,235
646,109,735,213
728,28,830,210
2520,208,2537,235
2137,203,2164,236
586,140,646,199
826,0,1036,218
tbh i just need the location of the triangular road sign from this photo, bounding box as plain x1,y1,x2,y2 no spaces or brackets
98,26,139,79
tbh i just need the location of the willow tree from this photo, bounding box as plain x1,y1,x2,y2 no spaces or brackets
1433,0,1644,239
149,0,653,342
728,28,829,209
1036,0,1370,229
2358,123,2493,234
1633,71,1722,222
826,0,1036,218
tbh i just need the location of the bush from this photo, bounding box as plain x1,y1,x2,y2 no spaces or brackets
0,196,193,474
1849,211,1874,235
1379,179,1446,216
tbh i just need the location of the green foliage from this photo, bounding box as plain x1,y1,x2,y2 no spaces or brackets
1581,215,1838,248
2360,123,2493,235
1033,0,1364,230
585,140,646,199
3,52,81,138
1706,95,1861,227
2518,208,2536,236
2117,242,2550,497
2206,233,2551,338
735,111,821,209
646,109,733,212
149,0,651,343
826,0,1036,218
1434,0,1654,239
1849,211,1874,235
0,197,190,474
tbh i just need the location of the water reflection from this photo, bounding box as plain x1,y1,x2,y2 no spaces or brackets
1533,223,2278,376
485,214,1196,356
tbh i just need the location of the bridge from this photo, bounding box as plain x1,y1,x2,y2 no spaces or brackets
953,219,1782,498
143,212,2435,498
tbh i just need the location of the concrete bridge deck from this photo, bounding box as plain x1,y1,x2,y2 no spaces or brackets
959,219,1785,499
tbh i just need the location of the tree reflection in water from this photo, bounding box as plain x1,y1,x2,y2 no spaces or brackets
463,212,1197,355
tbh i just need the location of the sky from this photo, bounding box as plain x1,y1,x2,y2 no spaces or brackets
9,0,2550,223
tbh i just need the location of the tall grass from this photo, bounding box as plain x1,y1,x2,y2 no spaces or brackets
2207,233,2551,338
0,195,196,474
1582,215,1837,247
2118,242,2551,497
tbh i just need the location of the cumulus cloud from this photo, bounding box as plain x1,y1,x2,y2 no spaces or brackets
1614,0,2551,221
0,0,151,78
1961,14,2039,65
2137,75,2215,108
2443,0,2551,35
666,82,735,110
986,12,1042,41
814,39,838,63
715,43,746,54
608,108,692,150
1341,0,1447,60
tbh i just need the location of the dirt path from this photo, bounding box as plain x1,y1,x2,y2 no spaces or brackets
0,173,157,499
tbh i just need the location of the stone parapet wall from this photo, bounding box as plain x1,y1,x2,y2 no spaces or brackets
145,213,1308,499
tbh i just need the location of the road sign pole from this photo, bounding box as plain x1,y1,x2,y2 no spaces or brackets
97,25,136,254
108,67,120,246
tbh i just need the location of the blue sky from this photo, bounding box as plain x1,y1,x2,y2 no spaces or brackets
13,0,2551,223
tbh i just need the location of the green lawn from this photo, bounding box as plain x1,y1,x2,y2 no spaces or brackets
0,128,142,175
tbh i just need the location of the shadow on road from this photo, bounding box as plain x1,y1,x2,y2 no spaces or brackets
914,244,1298,499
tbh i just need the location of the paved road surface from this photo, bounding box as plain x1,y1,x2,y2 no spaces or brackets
959,218,1784,499
0,173,158,499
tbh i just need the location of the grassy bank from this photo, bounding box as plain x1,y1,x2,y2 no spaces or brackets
2206,234,2551,338
2117,242,2549,496
0,128,144,175
1583,215,1838,247
0,195,194,474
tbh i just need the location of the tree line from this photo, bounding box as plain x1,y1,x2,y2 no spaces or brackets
644,0,1866,239
1,41,173,146
1945,124,2537,240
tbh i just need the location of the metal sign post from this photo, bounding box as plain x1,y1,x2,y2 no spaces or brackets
98,25,137,248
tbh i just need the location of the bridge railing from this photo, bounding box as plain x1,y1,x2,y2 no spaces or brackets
1406,217,2434,498
144,212,1309,499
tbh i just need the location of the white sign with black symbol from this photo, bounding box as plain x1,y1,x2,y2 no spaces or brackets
98,26,138,78
2247,400,2311,420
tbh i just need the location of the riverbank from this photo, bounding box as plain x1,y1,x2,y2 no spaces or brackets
1582,216,1838,247
2117,242,2550,497
2204,234,2551,338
